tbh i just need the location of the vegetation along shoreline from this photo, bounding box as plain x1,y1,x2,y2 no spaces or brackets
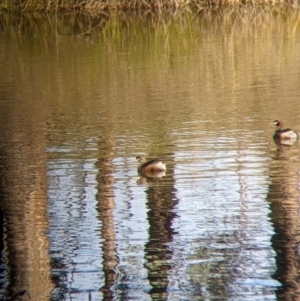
0,0,299,13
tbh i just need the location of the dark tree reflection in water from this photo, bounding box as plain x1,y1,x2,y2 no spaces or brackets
268,146,300,300
96,146,118,299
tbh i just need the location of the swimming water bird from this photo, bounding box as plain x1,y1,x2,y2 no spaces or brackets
136,156,167,173
273,120,298,140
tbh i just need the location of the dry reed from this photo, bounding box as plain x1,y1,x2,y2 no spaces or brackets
0,0,298,13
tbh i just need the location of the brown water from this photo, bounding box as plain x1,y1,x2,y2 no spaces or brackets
1,9,300,301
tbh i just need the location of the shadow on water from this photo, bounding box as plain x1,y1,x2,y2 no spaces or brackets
268,142,300,300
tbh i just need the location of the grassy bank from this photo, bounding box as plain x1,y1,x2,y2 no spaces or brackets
0,0,298,13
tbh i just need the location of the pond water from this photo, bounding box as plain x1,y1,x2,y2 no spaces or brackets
1,8,300,301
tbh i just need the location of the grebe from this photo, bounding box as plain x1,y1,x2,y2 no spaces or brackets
273,120,298,140
136,156,166,173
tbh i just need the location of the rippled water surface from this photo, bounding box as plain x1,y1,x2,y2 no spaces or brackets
1,9,300,301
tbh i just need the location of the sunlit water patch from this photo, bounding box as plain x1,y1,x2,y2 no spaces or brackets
160,129,278,300
47,158,104,300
